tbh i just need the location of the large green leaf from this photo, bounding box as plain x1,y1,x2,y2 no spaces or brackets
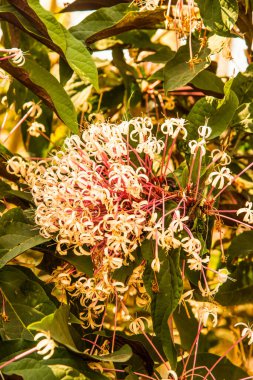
143,249,183,369
0,58,78,132
190,70,224,94
70,4,164,44
162,44,211,92
28,305,79,352
187,80,239,139
0,266,56,340
10,0,98,89
197,0,238,35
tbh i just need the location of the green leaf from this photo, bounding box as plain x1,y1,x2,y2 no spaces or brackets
28,305,78,352
0,208,49,267
187,80,239,139
231,103,253,132
61,252,94,277
190,70,224,94
92,344,133,363
70,4,131,42
0,58,78,133
163,44,211,92
197,0,238,35
0,266,56,339
143,250,183,369
22,0,98,89
70,4,164,45
2,359,58,380
177,352,248,379
215,261,253,305
227,231,253,260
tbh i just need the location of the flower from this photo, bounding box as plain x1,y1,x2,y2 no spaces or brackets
162,370,178,380
198,303,218,327
133,0,160,11
8,48,25,66
187,252,209,271
207,167,233,189
27,122,46,137
161,118,187,139
211,149,231,165
236,201,253,224
23,101,42,119
198,281,219,297
188,139,206,155
151,256,160,272
234,322,253,345
129,317,149,334
34,331,56,360
198,124,212,139
181,237,202,254
169,210,189,232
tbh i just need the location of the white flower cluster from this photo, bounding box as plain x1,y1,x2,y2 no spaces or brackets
6,118,168,263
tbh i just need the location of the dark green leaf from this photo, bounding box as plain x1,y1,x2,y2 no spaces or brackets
0,266,56,339
163,44,211,92
61,252,94,277
173,305,209,352
143,250,183,368
187,80,239,139
197,0,238,35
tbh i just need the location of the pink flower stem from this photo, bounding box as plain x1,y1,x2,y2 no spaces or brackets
111,291,118,353
163,136,177,176
190,321,202,380
194,150,203,200
0,347,38,370
187,151,197,189
3,106,35,143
